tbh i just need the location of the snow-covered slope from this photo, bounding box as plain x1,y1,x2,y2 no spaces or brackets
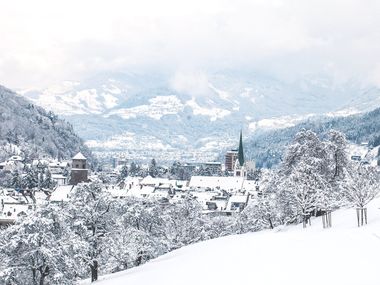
20,72,380,161
94,198,380,285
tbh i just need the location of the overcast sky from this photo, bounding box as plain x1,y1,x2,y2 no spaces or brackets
0,0,379,89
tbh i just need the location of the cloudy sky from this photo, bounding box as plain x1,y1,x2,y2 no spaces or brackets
0,0,379,89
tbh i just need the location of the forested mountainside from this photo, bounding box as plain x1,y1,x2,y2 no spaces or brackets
0,85,93,163
247,108,380,168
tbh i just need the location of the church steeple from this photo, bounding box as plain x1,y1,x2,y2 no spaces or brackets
238,130,245,167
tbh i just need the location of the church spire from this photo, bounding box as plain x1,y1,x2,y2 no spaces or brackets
238,130,245,167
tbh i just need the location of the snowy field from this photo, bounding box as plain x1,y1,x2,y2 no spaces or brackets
92,197,380,285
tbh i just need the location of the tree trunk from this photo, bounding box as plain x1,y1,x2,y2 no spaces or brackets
39,265,49,285
32,268,37,285
90,260,98,282
268,218,274,229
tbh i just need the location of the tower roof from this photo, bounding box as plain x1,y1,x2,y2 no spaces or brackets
72,152,86,160
238,131,245,167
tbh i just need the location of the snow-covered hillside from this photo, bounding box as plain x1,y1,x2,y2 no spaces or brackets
20,72,380,161
94,198,380,285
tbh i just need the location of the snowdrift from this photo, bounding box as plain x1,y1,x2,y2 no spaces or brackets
93,198,380,285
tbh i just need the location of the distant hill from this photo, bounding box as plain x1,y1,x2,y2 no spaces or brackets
0,85,94,165
246,108,380,168
20,72,380,162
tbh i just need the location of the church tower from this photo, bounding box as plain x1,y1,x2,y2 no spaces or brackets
234,131,247,177
69,152,88,185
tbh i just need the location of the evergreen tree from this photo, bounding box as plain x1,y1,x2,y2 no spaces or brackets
118,165,129,182
42,169,56,190
149,159,158,177
11,170,22,190
22,166,38,190
129,162,138,177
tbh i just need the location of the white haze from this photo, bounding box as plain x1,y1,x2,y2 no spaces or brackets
0,0,379,90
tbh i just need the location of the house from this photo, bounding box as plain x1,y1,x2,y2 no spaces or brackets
226,194,249,212
225,150,238,172
52,174,68,186
49,161,70,174
0,156,24,172
0,197,32,226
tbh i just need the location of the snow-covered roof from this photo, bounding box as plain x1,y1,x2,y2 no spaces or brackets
0,203,31,221
226,194,249,211
72,152,87,160
190,190,224,210
189,176,256,192
32,159,49,166
52,174,67,179
229,194,249,203
126,185,155,198
49,161,69,167
141,176,171,186
50,185,74,202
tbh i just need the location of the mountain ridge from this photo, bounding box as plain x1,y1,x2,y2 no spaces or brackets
19,72,380,162
0,85,94,164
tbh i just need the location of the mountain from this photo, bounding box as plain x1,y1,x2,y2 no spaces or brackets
20,72,380,162
94,197,380,285
245,107,380,168
0,85,93,163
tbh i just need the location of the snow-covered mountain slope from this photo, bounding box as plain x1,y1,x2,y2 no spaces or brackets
93,198,380,285
0,85,93,162
20,72,380,161
246,106,380,168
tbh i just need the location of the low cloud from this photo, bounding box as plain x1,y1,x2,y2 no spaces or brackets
169,71,211,97
0,0,379,89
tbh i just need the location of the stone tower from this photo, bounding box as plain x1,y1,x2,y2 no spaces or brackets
69,152,88,185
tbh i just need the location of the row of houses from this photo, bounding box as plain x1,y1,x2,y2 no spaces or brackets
107,175,258,213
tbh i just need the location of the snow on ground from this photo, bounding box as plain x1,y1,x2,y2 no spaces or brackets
107,96,184,120
93,197,380,285
186,98,231,121
249,114,315,132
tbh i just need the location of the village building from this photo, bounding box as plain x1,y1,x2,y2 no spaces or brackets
0,155,24,172
49,161,70,174
49,185,75,202
69,152,89,185
226,194,249,212
225,149,238,172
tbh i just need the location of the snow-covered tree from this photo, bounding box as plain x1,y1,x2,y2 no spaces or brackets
148,159,158,178
129,162,138,177
164,196,206,249
11,169,22,189
280,161,326,227
340,164,380,226
117,165,128,182
0,204,83,285
67,182,116,282
328,130,349,178
42,169,56,190
241,169,280,230
23,166,38,190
